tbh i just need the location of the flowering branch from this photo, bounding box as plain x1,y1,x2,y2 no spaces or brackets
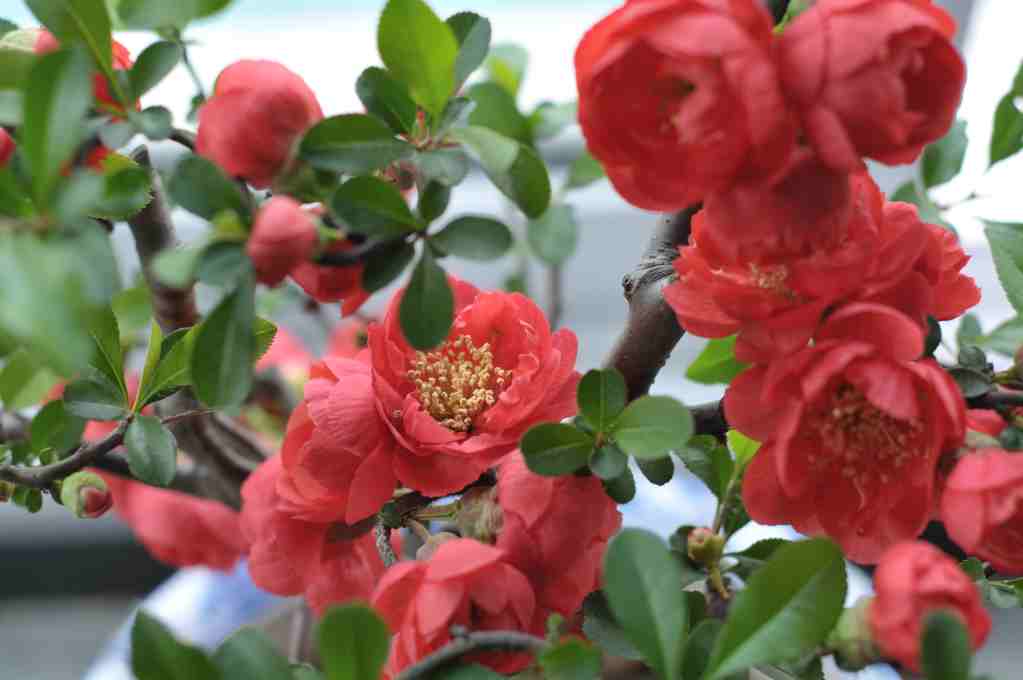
0,419,130,489
393,630,550,680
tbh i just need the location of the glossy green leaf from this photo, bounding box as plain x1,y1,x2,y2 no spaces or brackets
355,67,418,135
636,456,674,486
725,538,792,581
331,175,422,238
361,241,416,293
589,443,628,481
990,61,1023,167
415,148,470,187
86,306,127,401
957,313,982,349
704,539,847,679
985,221,1023,315
318,605,391,680
135,322,163,409
448,12,491,88
125,414,177,486
451,125,551,219
399,248,454,349
130,41,181,96
430,216,512,261
377,0,458,118
214,628,293,680
485,43,528,97
528,203,578,266
417,181,451,223
539,639,601,680
196,241,249,287
611,395,693,460
686,336,748,385
467,82,531,145
581,591,642,661
975,316,1023,357
577,368,627,432
191,276,256,408
131,611,220,680
520,422,594,476
681,619,723,680
726,429,760,470
63,375,128,420
603,529,687,680
601,465,636,503
116,0,233,30
0,349,59,409
94,164,153,220
27,0,113,71
136,105,173,140
168,155,248,221
921,611,972,680
300,114,413,174
29,399,85,455
922,120,967,188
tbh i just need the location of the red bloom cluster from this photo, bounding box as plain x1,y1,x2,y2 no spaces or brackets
0,129,13,166
34,29,137,115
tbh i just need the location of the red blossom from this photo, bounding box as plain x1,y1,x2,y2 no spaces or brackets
256,327,313,378
326,318,371,358
0,129,14,166
496,452,621,617
281,278,579,524
575,0,794,210
34,29,136,114
290,239,370,316
869,541,991,671
778,0,965,171
371,539,540,678
247,196,319,287
729,303,965,563
941,449,1023,575
196,60,323,189
965,409,1006,438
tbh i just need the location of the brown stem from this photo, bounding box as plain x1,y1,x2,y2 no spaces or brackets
0,420,130,489
692,400,728,439
375,520,397,567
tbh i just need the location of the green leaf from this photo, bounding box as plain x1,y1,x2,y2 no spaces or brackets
977,317,1023,357
985,221,1023,314
603,529,688,680
990,62,1023,167
168,155,248,221
331,175,422,238
417,181,451,223
528,203,578,266
577,368,627,432
94,164,153,220
21,47,94,202
355,67,417,136
153,246,203,289
0,349,59,409
131,611,220,680
687,336,748,385
539,639,601,680
467,82,531,145
27,0,113,72
681,619,723,680
214,628,293,680
135,321,163,409
116,0,233,30
520,422,594,476
611,395,693,460
958,313,982,349
891,181,954,232
87,306,127,402
950,367,992,399
125,414,177,486
451,125,551,219
581,591,642,661
704,539,847,679
415,148,470,187
921,611,972,680
191,276,256,408
30,399,85,455
64,375,127,420
300,114,413,175
197,241,249,287
135,105,173,140
399,248,454,349
362,241,416,293
601,465,636,503
589,443,628,481
431,216,512,261
130,41,181,96
318,604,391,680
530,101,577,142
636,456,674,486
922,120,967,188
377,0,458,119
726,429,760,470
485,43,528,97
447,12,491,89
0,48,37,91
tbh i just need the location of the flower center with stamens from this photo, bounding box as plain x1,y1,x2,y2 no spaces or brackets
749,263,792,296
407,335,511,433
810,383,922,492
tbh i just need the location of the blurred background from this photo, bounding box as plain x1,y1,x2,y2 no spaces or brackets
2,0,1021,678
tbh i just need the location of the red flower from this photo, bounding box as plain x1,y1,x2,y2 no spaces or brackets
100,472,247,571
248,196,319,287
575,0,794,210
371,539,539,677
240,454,387,613
281,278,579,524
256,327,313,378
290,239,369,316
965,409,1006,438
0,129,14,166
496,452,622,617
941,449,1023,575
35,29,136,114
778,0,965,171
729,304,966,563
326,319,370,358
869,541,991,671
197,60,323,189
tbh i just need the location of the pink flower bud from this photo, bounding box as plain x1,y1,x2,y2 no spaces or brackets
0,129,13,166
61,471,112,519
686,527,725,565
247,196,318,286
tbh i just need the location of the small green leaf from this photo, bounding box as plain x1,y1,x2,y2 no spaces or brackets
922,120,967,188
130,41,181,96
485,43,528,97
990,62,1023,168
169,155,248,221
577,368,627,432
451,125,551,219
331,175,422,239
603,529,688,680
530,101,577,142
538,639,601,680
417,181,451,223
191,275,256,408
86,306,127,401
528,203,578,266
197,241,249,288
135,105,173,140
64,375,127,420
318,604,391,680
430,216,512,261
602,465,636,503
0,349,58,409
636,456,674,486
415,148,470,187
612,395,693,460
214,628,293,680
362,241,416,293
467,82,531,145
377,0,458,119
976,316,1023,357
726,429,760,470
94,164,153,220
355,67,418,135
448,12,491,88
921,611,972,680
520,422,594,476
399,248,454,349
686,336,748,386
116,0,232,30
958,313,982,349
30,399,85,455
581,591,642,661
949,367,993,399
589,443,628,481
131,611,220,680
704,539,847,679
300,114,413,175
125,414,177,486
135,321,164,410
985,221,1023,315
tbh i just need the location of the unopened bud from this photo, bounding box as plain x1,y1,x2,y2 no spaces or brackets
0,481,14,503
687,527,725,565
60,471,112,519
416,531,458,561
455,487,502,543
0,28,43,54
827,597,881,671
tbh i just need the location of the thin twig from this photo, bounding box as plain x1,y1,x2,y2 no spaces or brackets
0,420,131,489
288,604,314,663
547,263,564,329
169,128,196,151
375,520,397,567
160,409,215,426
394,630,549,680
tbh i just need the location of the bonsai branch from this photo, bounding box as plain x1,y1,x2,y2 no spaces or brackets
394,630,549,680
0,420,130,489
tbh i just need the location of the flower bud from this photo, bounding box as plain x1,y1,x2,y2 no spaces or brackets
415,531,458,561
60,471,113,519
455,487,502,543
827,597,881,671
0,27,42,54
0,129,12,166
0,480,14,502
247,196,318,286
686,527,725,565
